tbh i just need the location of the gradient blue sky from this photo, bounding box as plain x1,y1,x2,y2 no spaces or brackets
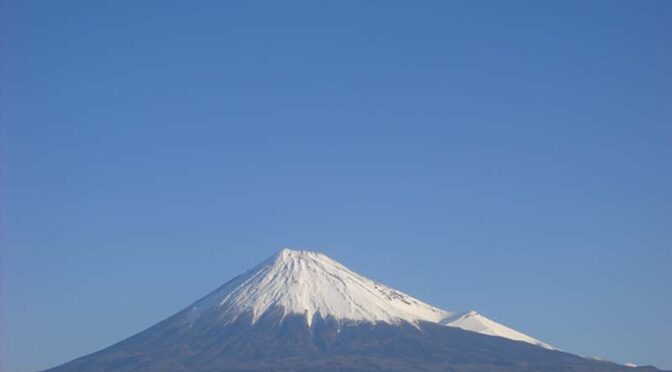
2,1,671,371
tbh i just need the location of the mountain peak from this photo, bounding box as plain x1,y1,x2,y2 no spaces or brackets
274,247,328,263
187,248,450,327
277,247,311,256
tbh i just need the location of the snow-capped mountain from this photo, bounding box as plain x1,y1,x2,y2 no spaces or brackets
186,248,450,327
186,248,547,347
442,310,554,349
45,248,663,372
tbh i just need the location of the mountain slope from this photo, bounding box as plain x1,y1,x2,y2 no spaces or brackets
45,314,660,372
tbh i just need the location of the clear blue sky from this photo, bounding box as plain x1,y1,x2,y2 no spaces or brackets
2,1,670,371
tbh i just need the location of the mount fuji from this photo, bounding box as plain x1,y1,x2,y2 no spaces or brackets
46,248,662,371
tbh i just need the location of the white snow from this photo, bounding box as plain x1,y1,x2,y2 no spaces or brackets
188,248,451,326
442,310,555,349
186,248,553,350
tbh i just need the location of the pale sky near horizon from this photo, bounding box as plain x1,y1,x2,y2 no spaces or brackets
2,1,671,371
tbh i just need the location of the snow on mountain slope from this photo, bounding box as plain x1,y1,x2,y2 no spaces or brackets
184,248,553,349
187,248,451,326
442,310,555,349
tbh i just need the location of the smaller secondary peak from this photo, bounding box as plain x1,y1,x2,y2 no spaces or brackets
442,311,555,350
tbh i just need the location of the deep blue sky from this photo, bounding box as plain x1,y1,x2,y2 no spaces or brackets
2,1,671,371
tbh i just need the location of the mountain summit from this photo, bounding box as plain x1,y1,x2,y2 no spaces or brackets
46,248,662,372
188,248,449,327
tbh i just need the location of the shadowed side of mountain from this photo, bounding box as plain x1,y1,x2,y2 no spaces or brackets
45,311,662,372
